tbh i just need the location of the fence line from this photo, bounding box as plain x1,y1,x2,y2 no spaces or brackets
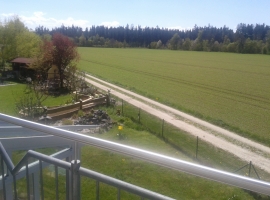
116,97,262,180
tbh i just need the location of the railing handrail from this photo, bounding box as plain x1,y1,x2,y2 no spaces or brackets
1,113,270,196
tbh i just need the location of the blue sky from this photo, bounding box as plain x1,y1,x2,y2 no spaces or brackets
1,0,270,31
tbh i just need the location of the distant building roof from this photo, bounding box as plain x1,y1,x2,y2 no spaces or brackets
10,58,35,64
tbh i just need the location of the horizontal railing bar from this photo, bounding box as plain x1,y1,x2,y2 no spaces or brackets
0,136,74,151
54,125,100,131
12,150,71,175
1,113,270,195
79,167,175,200
28,150,71,170
0,125,99,131
0,126,23,128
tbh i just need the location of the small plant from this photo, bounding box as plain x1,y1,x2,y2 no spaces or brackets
71,113,78,119
117,125,126,140
14,83,48,119
62,119,73,125
77,110,85,117
65,94,76,104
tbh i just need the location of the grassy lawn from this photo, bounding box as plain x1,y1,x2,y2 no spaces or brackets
0,83,73,116
78,48,270,146
0,83,25,115
80,126,255,199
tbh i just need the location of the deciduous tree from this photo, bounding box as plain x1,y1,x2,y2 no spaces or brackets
182,38,191,50
41,33,80,88
0,16,41,66
266,30,270,54
169,33,181,50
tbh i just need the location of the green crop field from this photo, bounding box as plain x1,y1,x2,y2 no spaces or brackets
78,48,270,145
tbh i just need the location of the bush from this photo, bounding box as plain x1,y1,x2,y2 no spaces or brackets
62,119,73,125
77,110,85,117
14,82,48,119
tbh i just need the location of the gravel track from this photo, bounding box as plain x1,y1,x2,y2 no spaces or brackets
85,74,270,173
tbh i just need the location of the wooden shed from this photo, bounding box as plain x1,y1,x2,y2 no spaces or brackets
10,57,35,78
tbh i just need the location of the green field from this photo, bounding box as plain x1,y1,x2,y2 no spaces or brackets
78,48,270,145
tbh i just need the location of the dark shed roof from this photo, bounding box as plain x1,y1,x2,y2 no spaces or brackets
10,58,34,64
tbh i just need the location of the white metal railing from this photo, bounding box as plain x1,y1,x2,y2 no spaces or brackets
1,113,270,197
1,147,172,200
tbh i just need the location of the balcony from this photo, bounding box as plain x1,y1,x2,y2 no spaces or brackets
0,113,270,199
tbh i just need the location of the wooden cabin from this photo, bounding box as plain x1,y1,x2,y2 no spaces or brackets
10,57,35,79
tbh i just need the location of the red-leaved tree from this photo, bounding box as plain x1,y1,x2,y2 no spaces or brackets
42,33,80,88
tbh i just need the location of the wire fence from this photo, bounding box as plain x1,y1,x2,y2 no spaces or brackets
109,97,265,181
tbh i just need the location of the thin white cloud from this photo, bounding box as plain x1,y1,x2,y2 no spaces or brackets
1,13,15,17
1,12,90,30
100,21,120,27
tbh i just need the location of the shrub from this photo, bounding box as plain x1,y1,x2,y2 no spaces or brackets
62,119,73,125
78,110,85,117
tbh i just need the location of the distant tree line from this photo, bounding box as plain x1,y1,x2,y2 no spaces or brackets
35,23,270,54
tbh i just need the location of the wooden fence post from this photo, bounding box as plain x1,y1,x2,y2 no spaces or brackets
196,136,199,159
79,99,83,110
249,161,252,177
121,99,124,116
161,119,164,138
138,108,141,123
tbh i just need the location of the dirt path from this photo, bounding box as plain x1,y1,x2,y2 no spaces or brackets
85,74,270,173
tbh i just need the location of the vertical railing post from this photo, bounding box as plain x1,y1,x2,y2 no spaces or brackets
13,175,17,200
39,160,44,200
66,157,70,200
96,180,100,200
32,171,40,200
26,158,30,200
4,150,13,200
117,188,121,200
5,174,13,199
55,166,59,200
71,160,81,200
1,157,6,200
